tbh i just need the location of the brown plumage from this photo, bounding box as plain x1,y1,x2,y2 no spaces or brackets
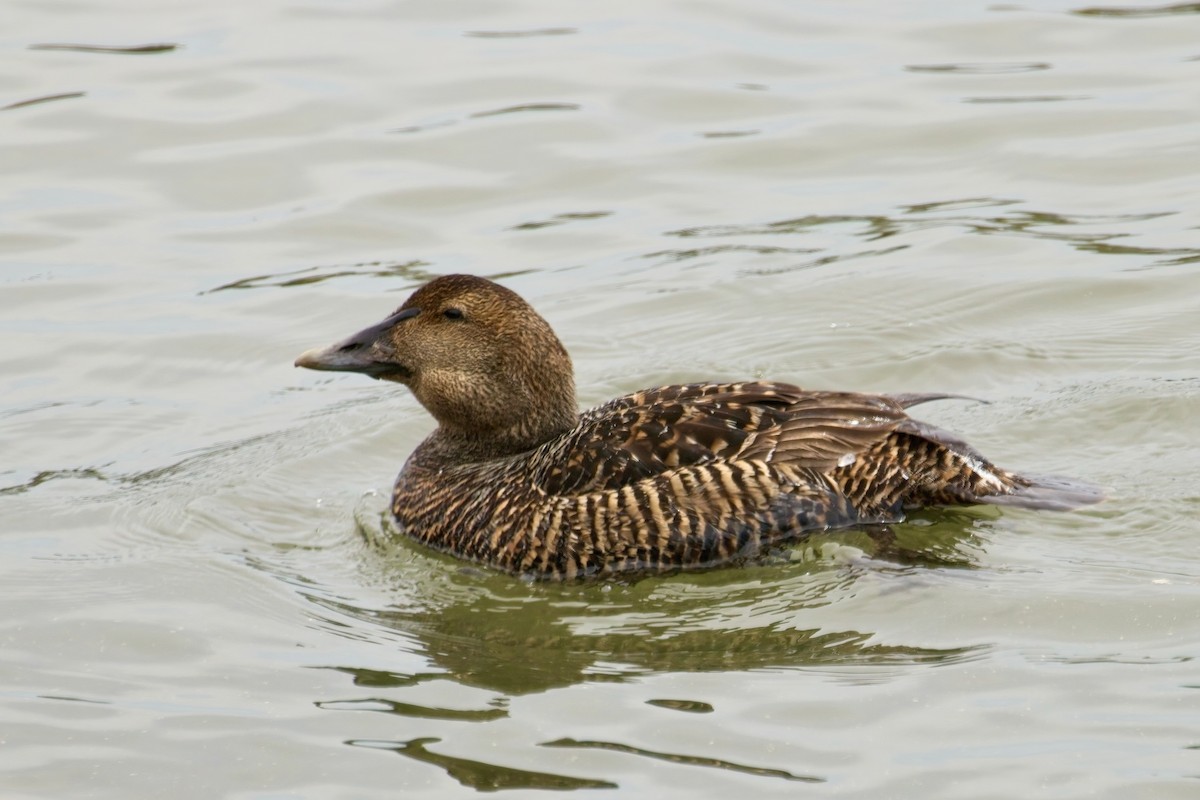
295,274,1099,580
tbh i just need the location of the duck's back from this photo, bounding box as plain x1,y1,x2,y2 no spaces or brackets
390,381,1096,579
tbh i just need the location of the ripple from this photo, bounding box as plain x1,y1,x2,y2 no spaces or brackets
389,119,456,135
510,210,613,231
465,28,577,38
30,42,179,54
389,98,583,140
1072,2,1200,16
652,203,1183,272
643,243,820,264
963,95,1091,104
470,102,581,118
699,129,759,138
543,737,825,784
0,467,108,497
37,693,112,705
1078,241,1200,268
1042,653,1195,666
204,260,432,293
1,92,86,112
906,62,1052,74
348,737,617,791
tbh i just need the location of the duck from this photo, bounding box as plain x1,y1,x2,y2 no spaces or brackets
295,274,1099,580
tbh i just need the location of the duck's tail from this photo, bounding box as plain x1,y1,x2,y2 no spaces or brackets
869,417,1104,513
983,472,1105,512
883,393,1104,512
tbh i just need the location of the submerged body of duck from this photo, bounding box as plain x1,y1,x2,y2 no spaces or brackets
296,274,1098,579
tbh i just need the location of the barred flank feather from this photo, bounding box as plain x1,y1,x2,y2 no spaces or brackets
391,378,1099,580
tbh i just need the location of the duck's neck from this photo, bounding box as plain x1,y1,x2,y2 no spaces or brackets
409,410,577,470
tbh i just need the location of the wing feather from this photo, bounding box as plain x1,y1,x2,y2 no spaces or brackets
534,381,918,494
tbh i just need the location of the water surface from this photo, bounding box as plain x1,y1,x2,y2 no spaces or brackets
2,1,1199,797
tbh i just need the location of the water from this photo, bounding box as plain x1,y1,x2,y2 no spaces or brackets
3,1,1199,797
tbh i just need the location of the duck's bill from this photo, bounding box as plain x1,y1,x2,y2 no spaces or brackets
294,308,416,380
294,343,410,380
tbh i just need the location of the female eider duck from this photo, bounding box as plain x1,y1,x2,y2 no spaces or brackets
296,274,1098,580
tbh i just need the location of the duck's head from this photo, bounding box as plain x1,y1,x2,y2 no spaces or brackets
296,274,577,455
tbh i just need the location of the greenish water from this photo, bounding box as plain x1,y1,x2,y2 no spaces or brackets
3,1,1199,797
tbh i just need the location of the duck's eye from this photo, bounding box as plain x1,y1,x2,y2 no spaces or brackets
442,307,465,320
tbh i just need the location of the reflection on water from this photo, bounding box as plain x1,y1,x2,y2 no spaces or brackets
349,737,618,792
316,601,984,694
322,512,984,686
317,696,508,723
275,507,991,789
645,698,714,713
543,738,824,784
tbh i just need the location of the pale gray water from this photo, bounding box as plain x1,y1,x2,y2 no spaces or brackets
2,1,1199,797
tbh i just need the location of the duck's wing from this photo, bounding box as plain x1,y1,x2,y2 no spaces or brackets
508,381,1098,577
735,389,912,469
533,381,912,495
